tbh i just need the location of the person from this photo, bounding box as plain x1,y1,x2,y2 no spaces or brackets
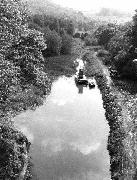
78,69,83,79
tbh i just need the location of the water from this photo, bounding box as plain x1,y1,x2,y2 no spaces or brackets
14,75,110,180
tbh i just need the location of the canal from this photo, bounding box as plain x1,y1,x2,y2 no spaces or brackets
14,60,111,180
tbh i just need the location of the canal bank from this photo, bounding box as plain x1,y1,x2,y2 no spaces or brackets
83,49,137,180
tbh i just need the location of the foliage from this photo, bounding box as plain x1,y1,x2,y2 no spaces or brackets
96,20,137,79
0,125,30,179
0,0,28,55
5,29,47,84
94,24,116,47
132,10,137,47
42,27,62,56
113,50,130,72
61,33,73,55
84,35,98,46
107,23,132,57
66,21,75,36
73,32,81,38
0,0,49,102
0,57,20,101
29,14,76,56
30,14,75,36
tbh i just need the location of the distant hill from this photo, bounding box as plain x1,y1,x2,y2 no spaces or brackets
22,0,132,34
97,8,131,17
23,0,88,23
85,8,132,24
23,0,132,24
22,0,103,33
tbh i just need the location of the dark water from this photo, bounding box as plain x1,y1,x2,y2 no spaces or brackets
14,76,111,180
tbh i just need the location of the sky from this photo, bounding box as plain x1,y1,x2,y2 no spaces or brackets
52,0,137,13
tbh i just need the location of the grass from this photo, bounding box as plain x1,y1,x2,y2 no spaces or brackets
44,54,78,78
44,38,85,79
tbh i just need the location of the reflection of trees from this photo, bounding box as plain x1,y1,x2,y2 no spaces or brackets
77,85,84,94
34,145,102,180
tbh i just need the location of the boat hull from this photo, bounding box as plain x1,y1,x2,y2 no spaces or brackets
75,77,88,85
89,82,95,88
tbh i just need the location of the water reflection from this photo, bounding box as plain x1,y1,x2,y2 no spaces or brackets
14,76,110,180
76,84,84,94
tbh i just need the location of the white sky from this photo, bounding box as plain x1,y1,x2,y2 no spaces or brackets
52,0,137,13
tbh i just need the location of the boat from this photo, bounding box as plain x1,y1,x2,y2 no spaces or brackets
75,68,93,86
89,81,95,88
75,71,88,85
78,68,84,79
75,76,88,86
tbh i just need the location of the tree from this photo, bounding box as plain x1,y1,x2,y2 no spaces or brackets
32,14,44,27
107,30,131,57
94,24,116,47
0,0,49,101
0,0,28,55
132,10,137,47
61,33,73,55
6,29,47,84
0,55,20,101
74,32,81,38
43,27,62,56
67,21,75,36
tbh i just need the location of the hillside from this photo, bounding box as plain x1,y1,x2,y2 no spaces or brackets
85,8,132,24
23,0,88,23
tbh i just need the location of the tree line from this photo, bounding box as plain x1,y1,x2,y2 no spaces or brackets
28,14,75,56
85,12,137,80
0,0,84,104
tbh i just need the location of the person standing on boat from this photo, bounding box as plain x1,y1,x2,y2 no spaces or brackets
78,68,84,79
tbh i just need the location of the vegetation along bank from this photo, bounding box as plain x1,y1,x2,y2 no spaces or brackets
2,0,137,179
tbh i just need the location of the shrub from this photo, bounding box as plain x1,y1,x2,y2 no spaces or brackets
74,33,81,38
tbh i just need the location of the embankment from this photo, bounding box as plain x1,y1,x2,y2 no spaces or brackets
83,49,136,179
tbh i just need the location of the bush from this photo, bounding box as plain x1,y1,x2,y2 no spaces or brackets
84,36,98,46
74,33,81,38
